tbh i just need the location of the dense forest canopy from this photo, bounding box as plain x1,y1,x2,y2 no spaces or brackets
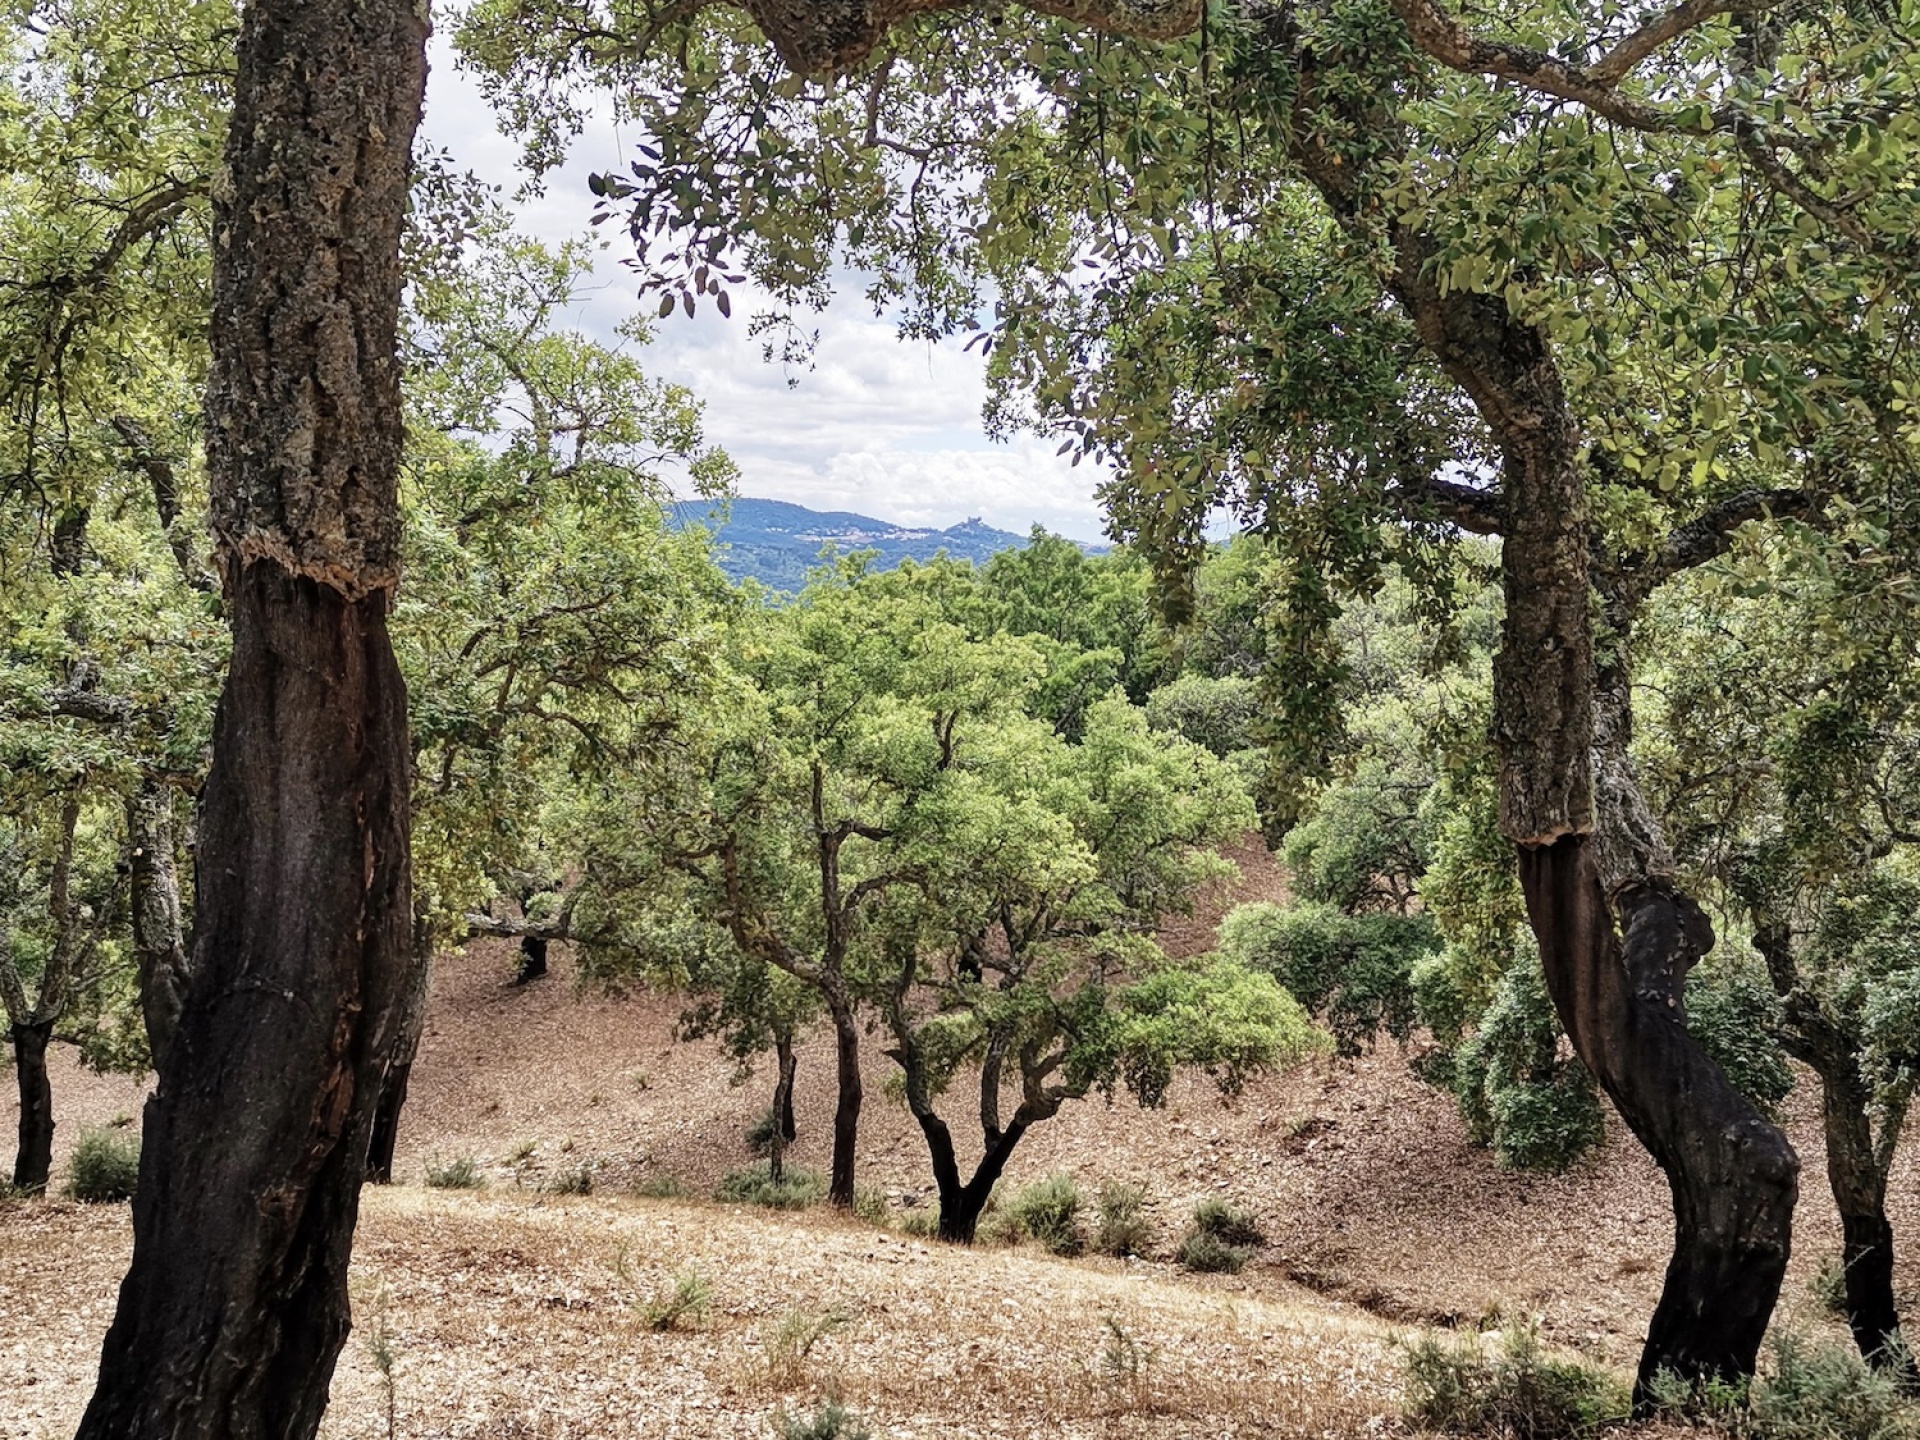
0,1,1917,1437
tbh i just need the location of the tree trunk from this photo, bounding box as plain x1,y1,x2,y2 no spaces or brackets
768,1033,798,1185
364,1061,410,1187
127,781,191,1066
514,934,548,983
912,1108,1029,1245
76,0,426,1434
779,1038,798,1143
367,918,435,1186
1272,14,1799,1402
1520,840,1798,1403
828,998,861,1207
1817,1056,1910,1372
10,1019,54,1193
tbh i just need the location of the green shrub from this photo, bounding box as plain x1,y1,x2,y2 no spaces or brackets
1144,674,1261,757
1451,955,1607,1173
1686,961,1796,1117
773,1401,872,1440
715,1162,827,1210
1216,900,1437,1055
636,1268,712,1332
1002,1173,1085,1256
66,1127,141,1203
898,1207,937,1239
1191,1196,1263,1247
1808,1256,1850,1318
1746,1333,1920,1440
852,1185,891,1227
423,1154,485,1190
745,1107,784,1156
1094,1181,1152,1258
1403,1320,1630,1439
1176,1229,1250,1274
631,1172,688,1200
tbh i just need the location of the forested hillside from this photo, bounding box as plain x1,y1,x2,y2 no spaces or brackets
673,497,1054,588
3,1,1919,1439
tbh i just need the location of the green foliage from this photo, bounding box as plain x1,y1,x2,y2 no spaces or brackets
851,1185,891,1227
1177,1197,1262,1274
773,1401,872,1440
1093,1181,1152,1258
64,1126,140,1203
1745,1334,1920,1440
1176,1230,1250,1276
1112,956,1327,1107
715,1162,827,1210
1000,1173,1085,1256
1686,961,1796,1118
423,1156,486,1191
1403,1320,1631,1439
543,1164,594,1196
1190,1197,1263,1249
1216,901,1436,1056
1645,1333,1920,1440
631,1172,690,1200
1452,957,1607,1173
1144,674,1260,759
635,1268,712,1332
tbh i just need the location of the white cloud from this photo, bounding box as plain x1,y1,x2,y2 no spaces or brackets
418,34,1110,544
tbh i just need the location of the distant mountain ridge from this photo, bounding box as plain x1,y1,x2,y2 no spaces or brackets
674,496,1051,588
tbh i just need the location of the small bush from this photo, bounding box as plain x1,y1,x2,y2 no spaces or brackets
1177,1228,1251,1274
1808,1255,1850,1318
765,1306,850,1387
66,1128,141,1203
636,1268,712,1332
1002,1173,1085,1256
1746,1332,1920,1440
716,1162,828,1210
773,1401,872,1440
745,1107,782,1155
1403,1319,1630,1439
1191,1196,1263,1247
1094,1181,1153,1258
543,1164,593,1196
852,1185,890,1227
898,1207,936,1239
631,1172,688,1200
423,1155,485,1190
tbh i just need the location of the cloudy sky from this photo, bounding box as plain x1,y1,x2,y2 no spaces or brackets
419,37,1109,543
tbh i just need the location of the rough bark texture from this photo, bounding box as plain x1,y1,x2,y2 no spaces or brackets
127,782,191,1066
1821,1066,1907,1368
364,1061,411,1187
76,1,426,1435
1270,12,1798,1399
828,996,862,1207
1520,839,1797,1400
9,1020,54,1193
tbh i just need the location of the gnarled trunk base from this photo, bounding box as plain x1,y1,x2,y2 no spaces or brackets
1519,835,1797,1407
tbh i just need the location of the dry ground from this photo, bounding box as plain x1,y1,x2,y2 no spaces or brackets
1,833,1910,1436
